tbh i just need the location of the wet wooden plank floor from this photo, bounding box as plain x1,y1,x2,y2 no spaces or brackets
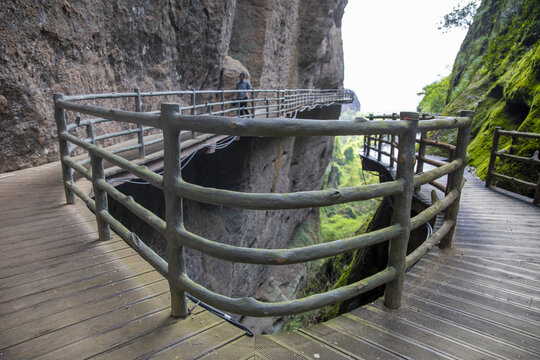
1,161,539,359
0,163,251,359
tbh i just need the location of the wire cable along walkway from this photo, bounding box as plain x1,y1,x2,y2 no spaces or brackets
0,88,538,358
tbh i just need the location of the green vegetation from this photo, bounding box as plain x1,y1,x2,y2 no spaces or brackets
429,0,539,196
283,136,382,331
438,1,479,32
417,76,451,114
340,108,363,121
319,137,381,243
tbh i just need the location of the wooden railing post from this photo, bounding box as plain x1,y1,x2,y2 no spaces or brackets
440,110,474,249
384,111,419,309
86,123,95,144
416,132,427,174
161,103,188,318
485,126,501,188
134,88,145,159
415,131,427,192
54,94,75,204
90,148,111,241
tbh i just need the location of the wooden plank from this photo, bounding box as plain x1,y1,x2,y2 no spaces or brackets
0,254,144,303
151,322,245,360
93,320,239,360
401,284,540,337
0,256,155,317
36,307,211,360
253,336,310,359
199,336,255,360
424,252,540,283
400,293,540,353
300,323,401,359
407,266,540,310
324,314,451,359
361,304,538,359
0,216,97,248
0,270,161,332
0,282,172,358
348,307,501,359
415,256,540,291
267,331,354,360
0,247,136,290
0,239,128,279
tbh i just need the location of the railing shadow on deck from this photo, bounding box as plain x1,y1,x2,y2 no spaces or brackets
53,88,473,327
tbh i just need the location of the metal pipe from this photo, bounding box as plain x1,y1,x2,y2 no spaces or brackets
135,88,145,159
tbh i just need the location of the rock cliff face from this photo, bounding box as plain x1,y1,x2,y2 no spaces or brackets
0,0,348,333
443,0,539,194
0,0,346,172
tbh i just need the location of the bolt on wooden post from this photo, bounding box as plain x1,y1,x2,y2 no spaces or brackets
161,103,189,318
384,111,419,309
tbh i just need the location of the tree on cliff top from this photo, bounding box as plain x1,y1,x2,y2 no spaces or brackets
438,0,479,32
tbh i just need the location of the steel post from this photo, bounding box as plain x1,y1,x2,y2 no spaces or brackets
134,88,145,159
384,111,419,309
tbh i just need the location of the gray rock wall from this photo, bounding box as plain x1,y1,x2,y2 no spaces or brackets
0,0,346,171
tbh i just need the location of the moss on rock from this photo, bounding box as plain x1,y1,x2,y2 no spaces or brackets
441,0,539,196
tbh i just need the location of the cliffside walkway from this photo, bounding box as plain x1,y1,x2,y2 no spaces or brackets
2,158,539,358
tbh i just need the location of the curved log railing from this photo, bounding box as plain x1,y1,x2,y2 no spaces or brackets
54,88,473,319
485,127,540,204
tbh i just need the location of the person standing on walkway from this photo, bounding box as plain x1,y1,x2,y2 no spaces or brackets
235,72,252,116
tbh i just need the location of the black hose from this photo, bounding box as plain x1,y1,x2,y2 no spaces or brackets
186,293,254,337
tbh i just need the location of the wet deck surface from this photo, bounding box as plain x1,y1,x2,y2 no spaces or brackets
1,162,539,359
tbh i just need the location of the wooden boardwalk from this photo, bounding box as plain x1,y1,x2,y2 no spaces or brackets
1,162,539,359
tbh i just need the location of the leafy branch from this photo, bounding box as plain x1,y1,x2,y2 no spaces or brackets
438,0,480,32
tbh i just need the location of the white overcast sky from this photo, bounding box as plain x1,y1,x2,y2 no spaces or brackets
342,0,469,114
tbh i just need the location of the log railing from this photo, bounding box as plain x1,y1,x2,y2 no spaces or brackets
54,90,473,319
485,127,540,204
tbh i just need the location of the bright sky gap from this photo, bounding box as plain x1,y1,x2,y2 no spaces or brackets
342,0,469,114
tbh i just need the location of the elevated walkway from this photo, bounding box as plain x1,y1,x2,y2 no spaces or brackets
1,160,539,359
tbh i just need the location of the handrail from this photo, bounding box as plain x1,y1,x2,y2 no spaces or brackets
485,126,540,204
54,89,473,319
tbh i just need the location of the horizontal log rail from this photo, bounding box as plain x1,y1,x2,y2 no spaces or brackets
486,126,540,204
54,89,473,319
